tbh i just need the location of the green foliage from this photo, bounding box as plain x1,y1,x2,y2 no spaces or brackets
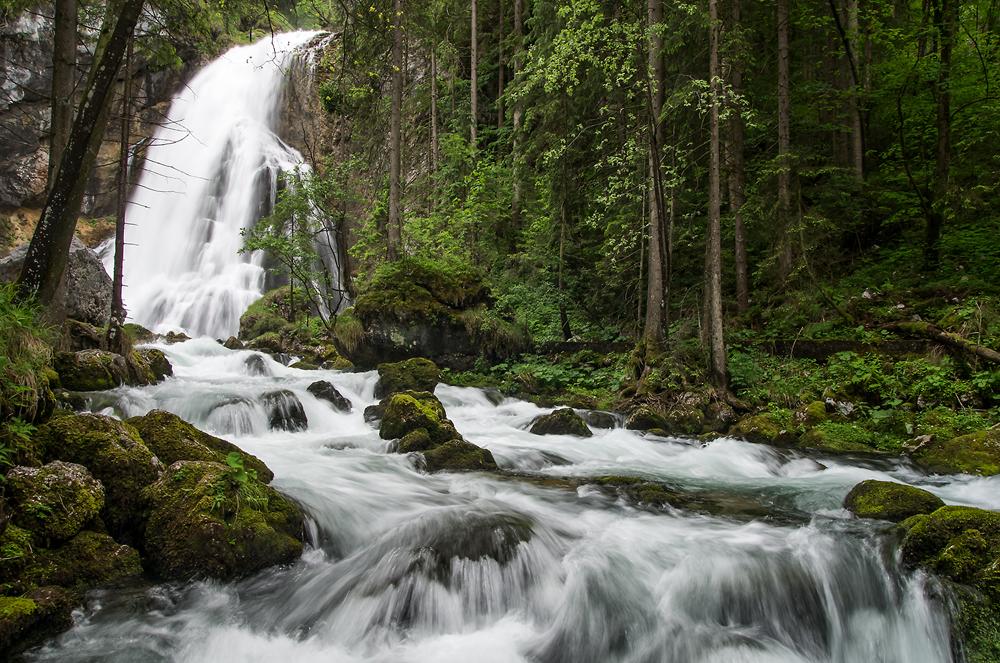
0,284,52,459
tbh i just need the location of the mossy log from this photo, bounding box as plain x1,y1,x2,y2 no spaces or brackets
889,321,1000,366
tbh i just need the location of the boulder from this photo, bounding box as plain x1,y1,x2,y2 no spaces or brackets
661,405,704,435
703,401,738,433
0,237,111,326
53,350,128,391
260,390,308,432
125,409,274,483
5,462,104,544
124,323,155,344
245,353,271,376
135,348,172,383
793,401,828,429
24,531,142,591
374,357,441,398
379,392,461,445
843,480,945,522
0,587,78,656
223,336,244,350
62,319,103,352
731,412,798,446
588,476,681,508
142,460,303,580
35,414,164,544
625,406,669,432
247,332,282,354
307,380,352,413
422,439,498,472
163,331,191,344
911,429,1000,477
578,410,617,429
529,408,593,437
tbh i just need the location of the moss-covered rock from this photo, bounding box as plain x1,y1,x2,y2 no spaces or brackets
35,414,164,544
379,392,460,445
53,350,128,391
142,460,303,580
793,401,828,429
898,506,1000,572
125,410,274,483
625,406,669,432
307,380,352,413
731,412,797,446
247,332,283,354
330,357,354,371
5,462,104,544
422,439,497,472
703,402,737,434
163,331,190,344
0,524,35,591
223,336,244,350
529,408,593,437
374,357,441,398
587,476,681,508
238,287,309,341
260,390,308,432
0,587,78,656
843,479,945,522
662,405,705,435
123,323,154,344
398,427,434,453
135,348,172,383
912,429,1000,477
26,531,141,591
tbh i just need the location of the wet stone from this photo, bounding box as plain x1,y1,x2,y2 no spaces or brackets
261,390,308,432
307,380,352,413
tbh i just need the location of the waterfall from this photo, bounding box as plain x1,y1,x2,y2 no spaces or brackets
115,32,325,339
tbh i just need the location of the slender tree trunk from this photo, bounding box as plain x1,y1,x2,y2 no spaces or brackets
644,0,666,343
497,0,505,129
470,0,478,149
707,0,726,390
776,0,793,282
48,0,77,195
430,48,439,173
108,37,133,354
925,0,956,270
729,0,748,314
559,98,572,341
387,0,403,261
16,0,145,306
511,0,523,230
847,0,864,181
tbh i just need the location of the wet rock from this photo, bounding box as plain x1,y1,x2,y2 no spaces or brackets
703,401,737,433
307,380,352,413
588,476,681,508
247,332,282,353
0,237,111,326
62,319,103,352
662,405,704,435
261,389,308,432
53,350,129,391
374,357,441,398
290,360,319,370
380,392,461,445
135,348,172,383
245,353,271,376
911,429,1000,477
422,439,498,472
26,531,142,591
329,357,354,371
142,460,303,580
732,412,797,446
35,414,164,544
899,506,1000,582
163,331,190,344
529,408,593,437
578,410,617,429
793,401,828,429
126,409,274,483
625,406,669,432
798,426,872,454
843,480,945,522
124,323,155,344
0,586,78,656
5,462,104,544
223,336,244,350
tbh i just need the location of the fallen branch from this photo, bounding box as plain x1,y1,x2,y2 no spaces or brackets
887,321,1000,366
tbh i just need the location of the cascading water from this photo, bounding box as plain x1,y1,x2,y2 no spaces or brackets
112,32,324,339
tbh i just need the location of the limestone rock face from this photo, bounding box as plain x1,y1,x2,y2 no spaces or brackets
843,480,944,522
0,237,111,326
5,462,104,543
142,460,303,580
529,409,593,437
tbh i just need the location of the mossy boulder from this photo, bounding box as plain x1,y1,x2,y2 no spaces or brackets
374,357,441,398
247,332,283,354
142,460,303,580
662,405,705,435
5,462,104,544
0,587,78,656
24,531,141,591
578,410,617,429
123,323,154,344
238,287,309,341
843,479,945,522
223,336,244,350
898,506,1000,573
379,392,460,444
0,524,36,590
703,402,737,434
798,424,874,453
53,350,128,391
34,414,164,544
260,390,308,432
793,401,828,430
529,408,593,437
422,439,497,472
625,406,669,432
912,429,1000,477
588,476,681,508
125,410,274,483
135,348,173,383
731,412,797,446
307,380,352,413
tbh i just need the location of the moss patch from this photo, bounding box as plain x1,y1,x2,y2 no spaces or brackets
421,439,497,472
912,429,1000,476
6,462,105,543
380,393,460,445
53,350,128,391
529,408,593,437
374,357,441,398
842,479,944,522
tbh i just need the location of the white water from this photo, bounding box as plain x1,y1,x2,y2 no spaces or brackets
113,33,319,339
25,338,995,662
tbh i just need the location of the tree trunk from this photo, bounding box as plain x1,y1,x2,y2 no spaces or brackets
925,0,956,270
497,0,505,129
847,0,864,181
707,0,726,391
470,0,478,150
776,0,793,282
644,0,666,343
387,0,403,261
511,0,523,230
16,0,145,306
108,36,133,354
430,48,439,173
729,0,748,314
48,0,77,195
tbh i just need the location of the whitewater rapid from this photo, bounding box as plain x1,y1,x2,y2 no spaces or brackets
25,338,997,662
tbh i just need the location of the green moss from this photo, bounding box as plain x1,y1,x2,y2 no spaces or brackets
125,409,274,484
842,479,945,521
529,408,593,437
398,427,434,452
123,323,154,344
142,460,303,580
799,422,884,453
379,393,459,445
793,401,828,430
587,476,680,507
53,350,128,391
913,429,1000,476
0,597,36,619
6,462,105,543
238,287,310,341
247,332,282,353
421,439,497,472
375,358,441,398
25,531,141,591
662,405,705,435
353,257,486,325
899,505,1000,570
625,406,669,432
333,315,364,356
954,590,1000,663
732,411,791,446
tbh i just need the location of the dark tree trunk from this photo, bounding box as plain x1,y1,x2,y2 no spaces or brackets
707,0,726,391
108,37,133,354
48,0,77,194
387,0,403,261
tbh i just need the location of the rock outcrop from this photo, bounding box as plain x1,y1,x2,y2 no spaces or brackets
529,409,593,437
843,479,945,522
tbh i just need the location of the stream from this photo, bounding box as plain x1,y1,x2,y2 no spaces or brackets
23,338,1000,662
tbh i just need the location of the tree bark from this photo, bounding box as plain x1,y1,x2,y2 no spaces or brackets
16,0,145,306
925,0,957,270
728,0,748,314
511,0,523,230
48,0,77,195
430,48,439,173
470,0,478,150
108,36,133,354
497,0,505,129
644,0,666,343
847,0,864,181
387,0,403,261
776,0,793,282
707,0,726,391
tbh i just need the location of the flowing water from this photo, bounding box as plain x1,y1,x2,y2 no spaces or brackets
109,32,322,339
24,339,1000,662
